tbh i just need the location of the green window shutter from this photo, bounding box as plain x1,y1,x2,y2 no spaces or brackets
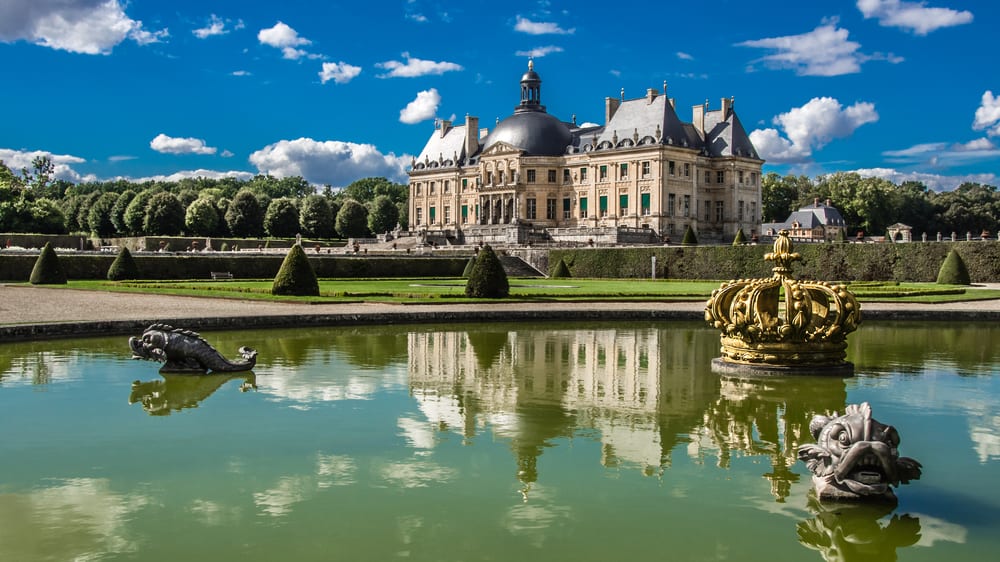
599,196,608,211
641,193,650,208
563,198,570,211
429,207,436,222
620,194,628,208
580,197,588,211
461,205,468,218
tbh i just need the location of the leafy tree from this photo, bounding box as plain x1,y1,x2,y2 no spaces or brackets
177,188,199,210
335,199,369,238
75,191,102,234
465,245,509,298
107,247,140,280
29,242,67,284
761,172,810,222
185,197,221,236
27,198,67,234
225,189,265,238
20,155,55,194
110,190,137,234
271,244,319,296
87,192,120,236
367,194,399,234
264,197,301,238
123,188,161,235
143,191,185,235
299,194,336,238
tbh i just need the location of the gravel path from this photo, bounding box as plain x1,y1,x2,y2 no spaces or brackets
2,283,999,341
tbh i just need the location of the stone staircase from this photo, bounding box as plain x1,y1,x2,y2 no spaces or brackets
499,255,545,277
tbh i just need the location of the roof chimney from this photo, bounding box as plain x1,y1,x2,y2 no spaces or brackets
465,115,479,157
721,97,732,117
647,88,658,103
439,119,452,138
605,97,620,124
692,104,705,139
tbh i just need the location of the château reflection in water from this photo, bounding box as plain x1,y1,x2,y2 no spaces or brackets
407,324,846,501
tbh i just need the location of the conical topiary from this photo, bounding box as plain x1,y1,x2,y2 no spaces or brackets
550,257,571,278
465,245,509,298
462,257,476,278
107,247,140,281
29,242,67,285
681,225,698,245
834,228,847,243
271,244,320,296
732,228,746,246
936,248,971,285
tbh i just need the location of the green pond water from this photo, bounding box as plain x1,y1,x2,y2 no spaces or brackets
1,321,998,562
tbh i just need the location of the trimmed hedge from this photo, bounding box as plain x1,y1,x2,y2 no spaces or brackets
549,241,1000,282
29,242,67,285
465,245,509,298
936,249,971,285
107,247,140,280
272,244,320,296
1,253,467,281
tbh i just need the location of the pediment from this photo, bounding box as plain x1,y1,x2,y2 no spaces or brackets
480,142,523,157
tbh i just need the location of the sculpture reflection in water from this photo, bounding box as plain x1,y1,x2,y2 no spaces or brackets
129,373,256,416
406,325,850,501
797,495,921,562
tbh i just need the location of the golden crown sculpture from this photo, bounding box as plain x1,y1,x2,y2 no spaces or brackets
705,230,861,373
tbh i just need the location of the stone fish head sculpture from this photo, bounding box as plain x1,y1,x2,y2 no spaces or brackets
797,402,922,501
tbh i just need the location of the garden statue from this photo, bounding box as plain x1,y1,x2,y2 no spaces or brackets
798,402,922,501
705,229,861,374
129,323,257,373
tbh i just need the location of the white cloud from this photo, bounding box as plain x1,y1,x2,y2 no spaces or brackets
749,97,878,163
857,0,973,35
852,167,998,191
676,51,693,60
376,53,463,78
0,147,93,182
220,149,234,158
515,45,564,58
514,16,574,35
257,21,315,60
737,20,900,76
399,89,440,124
149,133,217,155
193,14,242,39
231,70,251,77
0,0,168,55
319,61,361,84
249,138,410,186
125,169,255,183
882,137,1000,167
973,91,1000,137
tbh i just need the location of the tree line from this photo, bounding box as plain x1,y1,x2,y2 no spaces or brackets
0,157,408,239
762,171,1000,238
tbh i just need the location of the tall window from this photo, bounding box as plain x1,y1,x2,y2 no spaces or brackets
462,178,468,191
668,161,675,176
444,180,450,193
416,208,422,225
683,195,690,217
546,198,556,219
750,172,757,186
580,196,588,218
641,193,650,216
716,201,724,223
704,200,710,221
750,201,757,222
415,183,422,195
716,170,725,183
563,197,571,219
619,194,628,216
738,200,745,221
461,205,468,223
619,163,628,179
667,194,676,216
684,163,690,177
580,167,588,182
642,161,651,178
429,206,436,223
486,171,493,184
444,205,451,223
526,198,537,220
705,171,711,184
599,195,608,217
738,170,744,184
548,170,557,183
498,171,505,184
527,169,536,183
599,165,608,181
563,169,571,183
430,181,435,194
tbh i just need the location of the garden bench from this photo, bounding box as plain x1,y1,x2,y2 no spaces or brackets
210,271,234,280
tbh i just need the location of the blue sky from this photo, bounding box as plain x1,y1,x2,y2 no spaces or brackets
1,0,997,191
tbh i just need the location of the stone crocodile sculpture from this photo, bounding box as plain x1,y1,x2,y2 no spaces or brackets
129,323,257,373
798,402,922,501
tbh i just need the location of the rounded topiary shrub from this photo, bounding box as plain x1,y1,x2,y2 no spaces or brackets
465,245,509,298
936,248,971,285
681,225,698,246
107,247,140,281
732,229,746,246
461,257,476,278
550,257,571,278
271,244,320,296
29,242,67,285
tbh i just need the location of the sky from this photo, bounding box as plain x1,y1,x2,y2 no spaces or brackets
0,0,998,192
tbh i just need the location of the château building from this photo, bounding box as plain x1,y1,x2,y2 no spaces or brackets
408,62,764,245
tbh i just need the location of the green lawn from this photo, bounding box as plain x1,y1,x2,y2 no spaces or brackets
51,278,1000,304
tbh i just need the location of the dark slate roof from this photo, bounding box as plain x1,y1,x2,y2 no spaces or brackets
798,202,846,227
596,95,691,150
416,124,469,169
763,201,847,231
481,110,573,157
703,106,759,159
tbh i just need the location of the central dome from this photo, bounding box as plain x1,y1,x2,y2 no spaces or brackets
480,60,572,157
483,111,572,156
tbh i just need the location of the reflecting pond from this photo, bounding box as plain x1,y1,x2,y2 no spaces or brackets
1,321,998,562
